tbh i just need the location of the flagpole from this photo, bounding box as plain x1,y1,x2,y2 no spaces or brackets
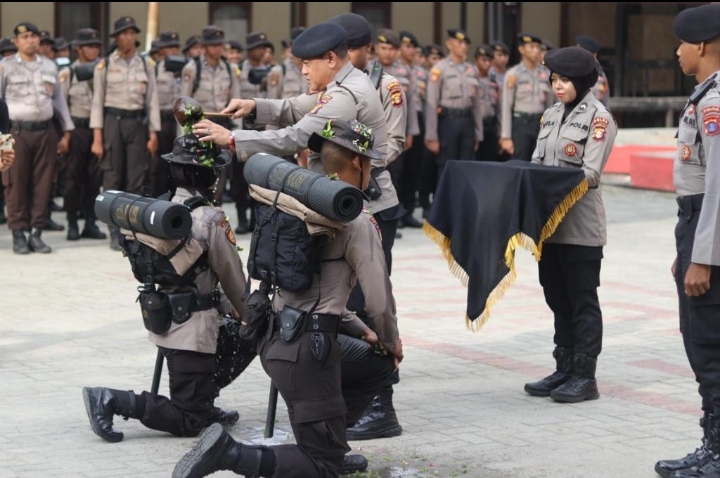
146,2,159,51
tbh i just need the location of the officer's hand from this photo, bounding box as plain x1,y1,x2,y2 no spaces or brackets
424,139,439,154
57,132,71,156
405,135,413,151
362,328,379,345
91,140,104,159
0,148,15,172
389,339,404,368
221,99,256,119
192,119,232,148
685,262,711,297
499,138,514,155
147,132,158,157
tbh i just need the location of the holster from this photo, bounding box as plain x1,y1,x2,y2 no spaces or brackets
364,167,384,200
278,305,306,344
138,290,172,334
167,291,194,324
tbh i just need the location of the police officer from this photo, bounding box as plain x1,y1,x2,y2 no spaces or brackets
0,38,18,58
0,21,74,254
224,40,244,67
52,37,70,66
179,25,241,209
499,33,554,162
150,30,183,197
60,28,107,241
173,119,403,478
575,35,610,108
473,44,501,162
425,28,483,179
0,39,15,225
0,99,15,175
267,27,307,100
525,46,616,403
654,5,720,478
327,12,406,441
83,133,251,442
418,43,443,217
90,15,161,250
240,31,273,101
489,40,510,88
38,29,54,59
182,35,203,59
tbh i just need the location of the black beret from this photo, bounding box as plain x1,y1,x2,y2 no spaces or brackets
425,44,444,57
376,29,400,48
245,31,273,51
39,30,54,44
518,33,542,45
53,37,70,51
291,23,346,59
200,25,225,45
328,13,372,48
541,39,556,51
543,46,598,78
182,35,201,53
14,22,40,37
290,26,306,40
491,40,509,54
111,16,140,37
225,40,243,51
673,3,720,43
575,35,601,53
156,30,181,49
399,31,419,48
474,44,493,58
0,37,18,54
447,28,470,44
74,28,102,47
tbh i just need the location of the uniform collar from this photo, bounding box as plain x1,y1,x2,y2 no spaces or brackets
15,53,41,63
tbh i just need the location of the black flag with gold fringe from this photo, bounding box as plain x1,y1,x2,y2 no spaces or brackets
423,159,588,330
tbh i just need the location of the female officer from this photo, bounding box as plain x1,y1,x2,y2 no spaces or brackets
523,46,617,403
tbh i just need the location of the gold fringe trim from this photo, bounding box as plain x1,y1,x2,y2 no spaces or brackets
423,177,589,332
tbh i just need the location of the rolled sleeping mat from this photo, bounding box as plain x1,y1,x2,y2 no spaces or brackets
243,153,365,223
94,190,193,239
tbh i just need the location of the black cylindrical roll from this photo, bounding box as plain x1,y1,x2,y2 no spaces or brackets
94,190,193,239
243,153,364,223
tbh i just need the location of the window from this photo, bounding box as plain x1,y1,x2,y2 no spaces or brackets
56,2,105,45
351,2,391,32
210,3,251,44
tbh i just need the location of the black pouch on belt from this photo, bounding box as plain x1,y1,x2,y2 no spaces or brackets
138,290,172,334
278,305,306,344
167,291,194,324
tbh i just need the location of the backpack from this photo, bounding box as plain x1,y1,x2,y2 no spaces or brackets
118,196,210,287
246,198,329,292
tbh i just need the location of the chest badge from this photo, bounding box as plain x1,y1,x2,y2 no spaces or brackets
680,144,692,161
563,144,577,157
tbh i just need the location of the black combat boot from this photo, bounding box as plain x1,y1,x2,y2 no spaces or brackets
28,228,52,253
173,423,270,478
12,229,29,254
67,211,80,241
524,346,573,397
82,387,141,443
673,415,720,478
550,353,600,403
341,454,369,474
80,211,107,240
109,226,122,251
655,412,713,478
346,386,403,440
207,407,240,428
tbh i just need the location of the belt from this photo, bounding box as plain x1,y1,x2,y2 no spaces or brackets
105,107,145,119
677,193,704,218
10,119,51,131
71,116,90,129
513,112,543,119
273,312,340,335
438,107,472,118
482,116,497,125
160,110,175,121
190,291,221,312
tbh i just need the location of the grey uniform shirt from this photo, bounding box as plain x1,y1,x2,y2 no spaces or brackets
156,60,183,112
149,187,247,354
384,60,419,136
424,57,483,142
674,73,720,265
366,60,408,164
89,51,160,132
61,60,92,119
274,210,400,351
180,56,241,114
0,54,74,129
531,91,617,246
234,61,399,214
501,62,554,138
239,58,267,100
280,58,308,99
592,70,610,108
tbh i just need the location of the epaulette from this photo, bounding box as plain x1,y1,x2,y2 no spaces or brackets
690,73,718,105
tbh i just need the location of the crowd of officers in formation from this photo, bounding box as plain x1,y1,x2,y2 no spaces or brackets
0,14,610,255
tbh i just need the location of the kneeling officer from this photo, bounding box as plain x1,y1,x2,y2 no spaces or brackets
83,134,251,441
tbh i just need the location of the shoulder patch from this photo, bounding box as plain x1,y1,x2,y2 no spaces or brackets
591,117,609,141
703,107,720,136
233,65,241,78
310,93,332,115
269,71,279,87
59,69,69,83
387,80,403,107
507,74,516,89
96,59,105,71
364,208,382,242
430,67,441,83
223,220,236,245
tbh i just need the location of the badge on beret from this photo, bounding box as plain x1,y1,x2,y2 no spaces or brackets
681,144,692,161
507,74,516,89
591,117,608,141
703,115,720,136
387,80,403,107
456,32,465,41
563,144,577,157
310,93,332,115
430,67,441,83
17,25,27,34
